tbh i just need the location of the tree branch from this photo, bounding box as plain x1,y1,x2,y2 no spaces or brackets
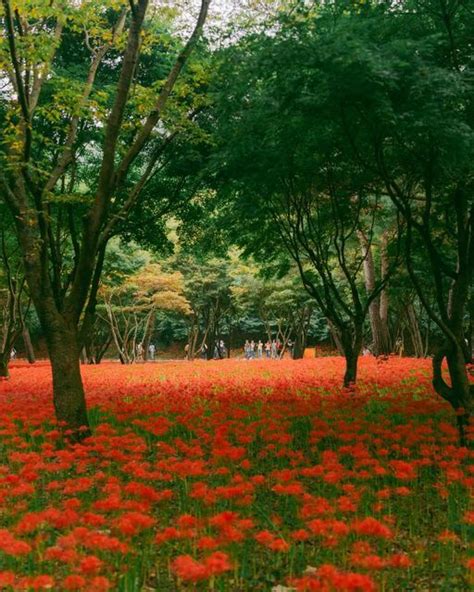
113,0,211,189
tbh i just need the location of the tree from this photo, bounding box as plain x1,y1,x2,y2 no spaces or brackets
99,262,190,363
359,230,391,356
209,16,400,385
297,0,473,442
200,0,472,431
0,0,210,438
0,207,31,377
176,257,234,359
0,242,28,378
231,262,313,358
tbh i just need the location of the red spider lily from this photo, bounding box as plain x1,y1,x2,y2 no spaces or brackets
0,357,471,589
171,551,232,582
0,529,31,555
62,575,87,590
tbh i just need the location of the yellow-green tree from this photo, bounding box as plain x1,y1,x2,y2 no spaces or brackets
0,0,210,438
99,263,190,363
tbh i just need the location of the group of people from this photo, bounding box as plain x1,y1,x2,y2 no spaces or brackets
244,339,291,360
185,340,227,360
135,343,156,361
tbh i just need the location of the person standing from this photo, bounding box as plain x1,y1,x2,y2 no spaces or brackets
265,340,271,359
257,340,263,359
244,340,250,360
219,340,227,359
249,340,256,359
271,339,278,359
200,343,208,360
148,343,156,361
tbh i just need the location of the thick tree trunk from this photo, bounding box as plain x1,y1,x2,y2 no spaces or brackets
22,327,35,363
433,342,472,446
45,322,90,441
342,326,363,388
343,349,358,388
0,355,9,378
207,325,217,360
293,335,305,360
446,348,472,446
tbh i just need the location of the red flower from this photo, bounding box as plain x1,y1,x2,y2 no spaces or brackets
0,529,31,555
352,517,393,539
204,551,233,575
389,553,412,568
0,572,15,587
62,575,86,590
114,512,155,537
18,574,55,590
197,536,219,550
90,576,112,591
79,555,103,575
171,555,208,582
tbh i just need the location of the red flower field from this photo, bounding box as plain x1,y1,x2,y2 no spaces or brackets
0,357,472,590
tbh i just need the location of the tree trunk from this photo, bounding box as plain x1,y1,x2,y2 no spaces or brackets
45,321,90,441
359,233,390,356
142,310,155,361
406,302,424,357
22,327,35,363
424,313,431,357
79,309,96,362
293,333,305,359
343,349,358,388
327,319,344,355
188,314,201,360
227,321,233,358
446,348,472,446
379,232,391,351
342,326,363,388
293,306,312,359
468,293,473,363
85,344,96,364
433,342,472,446
0,354,9,378
207,319,217,360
